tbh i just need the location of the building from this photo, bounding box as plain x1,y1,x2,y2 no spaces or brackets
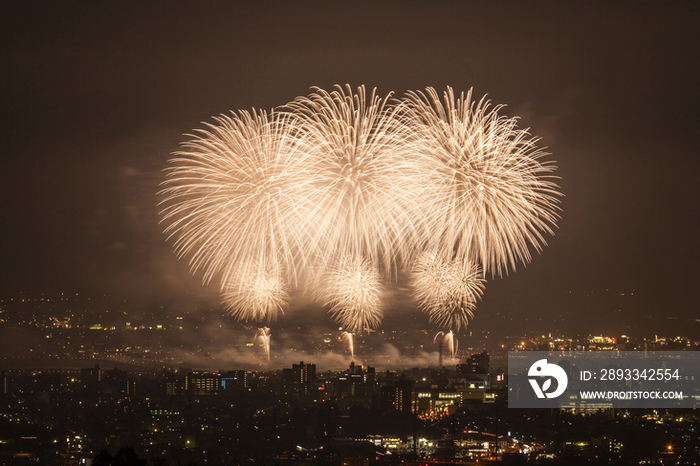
80,364,102,387
335,363,375,400
165,379,179,396
458,351,490,373
379,378,414,412
221,370,247,390
283,361,316,395
185,372,221,395
126,378,137,397
415,388,461,417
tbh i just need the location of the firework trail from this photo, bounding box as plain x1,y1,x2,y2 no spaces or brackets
341,331,355,359
254,327,272,363
400,87,561,278
412,250,486,331
434,330,458,363
316,255,383,333
159,110,312,322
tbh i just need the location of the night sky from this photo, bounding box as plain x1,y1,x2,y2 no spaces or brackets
2,2,698,332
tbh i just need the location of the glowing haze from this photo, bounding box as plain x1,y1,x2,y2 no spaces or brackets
159,85,561,332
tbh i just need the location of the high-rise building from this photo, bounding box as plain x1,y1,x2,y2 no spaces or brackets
394,378,414,412
165,380,179,396
283,362,316,395
126,378,136,397
294,361,316,388
349,362,362,375
364,366,376,388
348,362,363,395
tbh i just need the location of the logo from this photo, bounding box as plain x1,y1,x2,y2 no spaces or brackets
528,359,568,399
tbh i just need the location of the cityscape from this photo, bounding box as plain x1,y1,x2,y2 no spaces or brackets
1,293,700,464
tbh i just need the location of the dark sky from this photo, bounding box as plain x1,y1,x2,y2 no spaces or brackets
2,1,698,328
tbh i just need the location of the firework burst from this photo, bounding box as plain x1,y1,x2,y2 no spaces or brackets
222,266,289,322
412,249,486,331
285,84,425,275
400,87,561,277
316,255,383,333
159,110,312,321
